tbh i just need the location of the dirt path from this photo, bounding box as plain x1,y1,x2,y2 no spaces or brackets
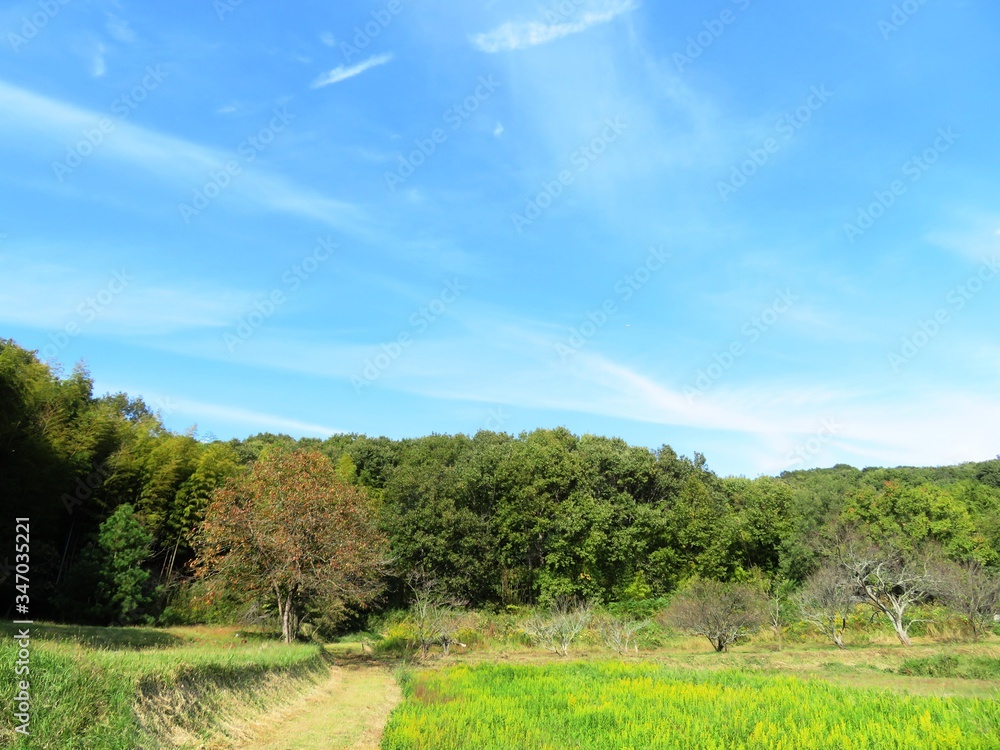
233,662,401,750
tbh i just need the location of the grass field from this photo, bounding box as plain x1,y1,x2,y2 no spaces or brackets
380,661,1000,749
3,620,999,748
0,622,332,750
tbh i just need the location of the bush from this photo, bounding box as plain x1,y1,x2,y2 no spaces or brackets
897,654,1000,680
663,579,767,653
606,597,668,620
374,621,418,656
521,600,592,656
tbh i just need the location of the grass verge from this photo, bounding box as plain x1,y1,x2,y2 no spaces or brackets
0,622,331,749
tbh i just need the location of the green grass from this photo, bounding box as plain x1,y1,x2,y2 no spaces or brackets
380,661,1000,749
0,621,331,749
897,654,1000,680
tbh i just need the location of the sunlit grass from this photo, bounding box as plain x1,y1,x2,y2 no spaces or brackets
0,621,329,750
381,661,1000,749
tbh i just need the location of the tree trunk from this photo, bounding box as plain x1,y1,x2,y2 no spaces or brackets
56,518,76,586
277,588,298,644
832,632,845,649
892,620,912,647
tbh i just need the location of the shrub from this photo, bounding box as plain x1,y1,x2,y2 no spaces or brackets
663,579,767,653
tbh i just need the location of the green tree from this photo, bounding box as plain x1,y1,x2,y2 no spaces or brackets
97,503,154,624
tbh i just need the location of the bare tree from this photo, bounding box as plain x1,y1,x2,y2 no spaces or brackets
521,598,592,657
764,578,795,651
797,563,854,649
438,609,473,656
934,559,1000,640
408,577,468,658
834,535,938,647
664,579,767,653
596,613,648,656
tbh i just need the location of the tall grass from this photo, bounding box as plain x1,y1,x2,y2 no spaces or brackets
381,661,1000,749
0,623,330,749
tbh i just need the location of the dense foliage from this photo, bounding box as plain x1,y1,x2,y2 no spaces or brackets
2,339,999,629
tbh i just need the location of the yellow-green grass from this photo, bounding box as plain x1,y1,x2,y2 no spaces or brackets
380,661,1000,749
0,621,330,749
231,661,401,750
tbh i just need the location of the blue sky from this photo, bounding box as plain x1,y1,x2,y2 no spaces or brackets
2,0,998,477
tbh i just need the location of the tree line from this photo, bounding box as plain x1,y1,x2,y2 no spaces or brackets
2,338,999,637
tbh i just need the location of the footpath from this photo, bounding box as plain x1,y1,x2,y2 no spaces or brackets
233,661,401,750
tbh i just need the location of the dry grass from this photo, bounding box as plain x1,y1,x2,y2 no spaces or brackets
220,654,401,750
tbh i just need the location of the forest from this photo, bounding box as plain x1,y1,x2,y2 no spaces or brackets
2,337,999,632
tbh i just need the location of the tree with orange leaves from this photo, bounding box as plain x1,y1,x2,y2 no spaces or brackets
194,449,388,643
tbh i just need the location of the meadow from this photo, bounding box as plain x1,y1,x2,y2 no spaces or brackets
381,661,1000,750
3,618,1000,749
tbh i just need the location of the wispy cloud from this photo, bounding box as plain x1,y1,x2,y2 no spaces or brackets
0,256,248,335
470,0,637,53
91,43,107,77
311,52,394,89
170,398,342,437
106,14,136,44
0,79,368,236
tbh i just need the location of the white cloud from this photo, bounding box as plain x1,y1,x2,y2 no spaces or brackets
106,14,137,44
0,79,369,237
170,398,342,437
0,256,249,335
470,0,637,53
320,32,336,47
311,52,394,89
925,216,1000,262
91,43,107,77
493,122,505,137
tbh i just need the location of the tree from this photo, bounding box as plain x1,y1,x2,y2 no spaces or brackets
96,503,154,624
763,576,795,651
664,579,766,653
194,450,388,643
834,533,938,647
407,576,469,658
521,598,592,656
933,559,1000,640
797,563,854,649
596,612,648,655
